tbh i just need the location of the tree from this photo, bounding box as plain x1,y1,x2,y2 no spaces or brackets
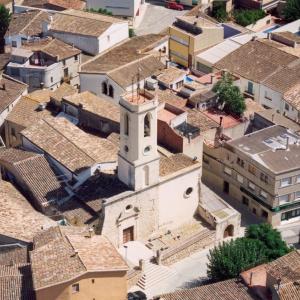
233,9,266,27
207,238,267,281
283,0,300,21
0,4,10,37
246,223,291,261
213,73,246,116
212,1,228,22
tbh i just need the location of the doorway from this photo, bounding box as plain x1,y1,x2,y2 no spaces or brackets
224,225,234,238
223,181,229,194
123,226,134,244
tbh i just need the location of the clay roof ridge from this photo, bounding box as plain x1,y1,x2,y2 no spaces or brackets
41,118,97,163
20,10,43,35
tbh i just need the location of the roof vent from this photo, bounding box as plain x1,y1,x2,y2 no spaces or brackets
37,103,47,111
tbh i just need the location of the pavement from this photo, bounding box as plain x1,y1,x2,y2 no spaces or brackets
135,3,187,36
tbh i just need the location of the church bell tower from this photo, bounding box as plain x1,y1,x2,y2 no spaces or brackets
118,89,160,191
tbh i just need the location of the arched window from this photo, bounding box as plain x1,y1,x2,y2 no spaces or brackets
108,85,114,98
102,82,108,95
144,113,151,137
124,113,129,136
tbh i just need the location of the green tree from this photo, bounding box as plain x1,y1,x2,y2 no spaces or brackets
212,1,229,22
207,238,267,281
234,9,265,27
283,0,300,21
246,223,291,261
0,4,11,53
213,73,246,116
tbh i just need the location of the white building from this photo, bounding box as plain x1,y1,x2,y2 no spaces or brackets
6,38,81,91
79,34,168,104
43,9,129,55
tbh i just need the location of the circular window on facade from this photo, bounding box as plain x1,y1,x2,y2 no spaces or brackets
125,204,133,211
184,187,193,197
144,146,151,155
124,145,129,152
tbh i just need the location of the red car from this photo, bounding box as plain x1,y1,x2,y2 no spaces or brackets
166,1,184,10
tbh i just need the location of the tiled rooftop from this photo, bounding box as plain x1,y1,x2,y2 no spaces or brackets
22,38,81,61
50,82,78,103
160,154,199,177
50,9,124,37
283,83,300,111
81,34,167,73
158,278,254,300
215,39,298,83
5,10,50,37
0,75,27,114
21,117,118,173
21,0,85,10
0,181,56,242
64,91,120,123
0,148,68,208
30,226,127,289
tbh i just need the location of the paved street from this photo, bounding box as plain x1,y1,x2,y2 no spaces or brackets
135,3,187,36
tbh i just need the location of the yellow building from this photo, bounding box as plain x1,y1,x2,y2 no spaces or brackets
168,15,224,68
30,226,128,300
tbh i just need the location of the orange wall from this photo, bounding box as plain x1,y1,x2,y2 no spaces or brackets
35,271,127,300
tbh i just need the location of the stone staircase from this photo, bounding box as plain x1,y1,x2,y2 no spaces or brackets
136,261,177,291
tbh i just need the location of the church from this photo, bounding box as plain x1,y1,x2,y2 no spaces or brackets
98,89,203,247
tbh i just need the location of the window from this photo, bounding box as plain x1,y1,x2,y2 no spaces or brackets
64,68,69,78
279,194,289,205
144,146,151,154
185,187,193,197
260,190,267,199
295,191,300,200
63,60,66,66
11,128,16,138
203,155,209,164
124,113,129,136
264,90,272,101
144,113,151,137
91,279,95,284
261,210,268,219
285,103,289,111
260,173,268,184
248,164,256,175
296,175,300,183
125,204,133,211
281,208,300,221
124,145,129,152
247,81,254,95
280,177,292,187
224,167,232,175
102,81,108,95
74,55,78,62
108,85,114,98
11,41,17,47
237,157,245,168
242,196,249,206
50,77,53,83
248,182,255,190
72,283,79,293
252,207,257,215
237,174,244,184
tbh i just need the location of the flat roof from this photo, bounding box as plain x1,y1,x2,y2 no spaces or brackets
227,125,300,174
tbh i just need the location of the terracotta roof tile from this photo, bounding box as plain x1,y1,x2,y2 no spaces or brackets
0,181,56,242
159,279,254,300
31,226,127,289
22,0,85,10
283,83,300,110
0,148,68,208
0,75,27,114
21,117,118,173
81,34,167,73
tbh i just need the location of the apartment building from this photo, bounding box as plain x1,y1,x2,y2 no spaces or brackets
168,15,223,68
203,125,300,226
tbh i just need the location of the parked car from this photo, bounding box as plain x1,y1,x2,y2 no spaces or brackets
128,291,147,300
165,1,184,10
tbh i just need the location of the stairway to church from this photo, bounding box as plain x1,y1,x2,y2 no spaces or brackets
136,261,177,291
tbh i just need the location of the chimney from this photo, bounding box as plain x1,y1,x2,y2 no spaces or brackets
277,278,281,291
139,259,145,271
251,35,257,42
0,83,5,90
